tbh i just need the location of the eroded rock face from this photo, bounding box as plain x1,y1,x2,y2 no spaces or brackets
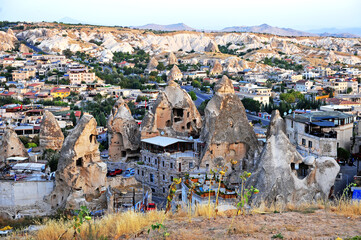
247,110,340,205
47,115,107,210
0,128,29,162
210,60,223,76
108,97,140,162
205,41,219,52
39,111,64,151
200,76,260,173
141,80,202,139
19,43,31,53
167,65,183,81
146,57,159,72
0,30,17,51
167,52,178,65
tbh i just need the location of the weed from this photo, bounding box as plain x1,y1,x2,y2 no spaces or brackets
272,233,284,239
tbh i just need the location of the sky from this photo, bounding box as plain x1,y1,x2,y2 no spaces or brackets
0,0,360,30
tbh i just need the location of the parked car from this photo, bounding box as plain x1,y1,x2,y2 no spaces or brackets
114,169,123,175
107,170,116,177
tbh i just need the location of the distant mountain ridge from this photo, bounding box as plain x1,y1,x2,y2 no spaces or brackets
133,23,195,31
94,21,360,38
221,24,316,37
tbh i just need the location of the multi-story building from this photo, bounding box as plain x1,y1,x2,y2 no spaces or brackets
295,80,313,92
67,66,96,85
135,136,201,198
285,111,354,158
12,69,36,81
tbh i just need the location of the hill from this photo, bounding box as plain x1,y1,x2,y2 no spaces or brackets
133,23,195,31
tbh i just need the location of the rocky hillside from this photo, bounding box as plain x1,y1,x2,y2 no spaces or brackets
4,22,361,67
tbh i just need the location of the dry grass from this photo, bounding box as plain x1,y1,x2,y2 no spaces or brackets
32,210,164,240
9,199,361,240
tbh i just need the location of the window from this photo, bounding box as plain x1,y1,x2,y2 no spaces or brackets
163,174,165,180
150,174,154,182
308,141,312,148
291,120,294,128
302,139,306,146
162,161,164,167
137,169,139,175
189,162,193,169
155,159,157,165
151,188,155,193
76,158,83,167
170,163,173,169
163,188,165,193
142,171,144,176
170,176,174,182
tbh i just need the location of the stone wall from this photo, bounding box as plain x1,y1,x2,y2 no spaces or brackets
0,181,53,207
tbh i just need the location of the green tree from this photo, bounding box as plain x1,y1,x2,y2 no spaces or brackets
156,62,166,71
70,111,77,126
62,49,73,58
189,91,197,101
191,80,201,88
99,112,107,127
337,147,350,160
347,87,353,94
241,98,261,112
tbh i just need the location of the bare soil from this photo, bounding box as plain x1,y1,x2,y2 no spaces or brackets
135,210,361,240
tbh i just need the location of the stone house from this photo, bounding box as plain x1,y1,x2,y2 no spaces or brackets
135,136,201,198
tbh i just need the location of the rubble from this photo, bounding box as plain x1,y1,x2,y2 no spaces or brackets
107,97,140,162
141,80,202,139
0,128,29,162
39,110,64,151
200,76,260,174
47,115,107,210
247,110,340,205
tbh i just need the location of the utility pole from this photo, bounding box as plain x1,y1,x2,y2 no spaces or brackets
132,188,135,212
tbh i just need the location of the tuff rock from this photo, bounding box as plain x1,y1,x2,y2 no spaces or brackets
107,97,140,162
141,80,202,139
247,110,340,205
167,52,178,65
200,76,260,177
39,110,64,151
205,40,219,52
47,115,107,210
167,65,183,81
0,128,29,162
210,60,223,76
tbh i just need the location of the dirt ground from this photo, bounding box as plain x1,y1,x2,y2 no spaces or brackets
135,210,361,240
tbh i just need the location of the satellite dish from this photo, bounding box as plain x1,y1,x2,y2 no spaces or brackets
283,112,287,116
288,109,292,114
160,131,164,136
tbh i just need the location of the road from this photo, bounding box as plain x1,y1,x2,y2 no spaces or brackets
334,164,358,196
246,113,270,126
17,37,48,54
181,85,213,106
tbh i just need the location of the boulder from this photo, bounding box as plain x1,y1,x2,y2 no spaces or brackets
107,97,140,162
39,110,64,151
200,76,260,175
247,110,340,205
47,115,107,210
210,60,223,76
141,80,202,139
167,52,178,65
0,128,29,162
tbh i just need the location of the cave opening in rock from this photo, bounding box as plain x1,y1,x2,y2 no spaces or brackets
290,162,309,179
76,157,83,167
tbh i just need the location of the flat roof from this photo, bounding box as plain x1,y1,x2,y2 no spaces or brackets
141,136,190,147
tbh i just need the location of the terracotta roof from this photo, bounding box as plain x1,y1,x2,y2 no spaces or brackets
0,91,16,96
51,87,70,93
